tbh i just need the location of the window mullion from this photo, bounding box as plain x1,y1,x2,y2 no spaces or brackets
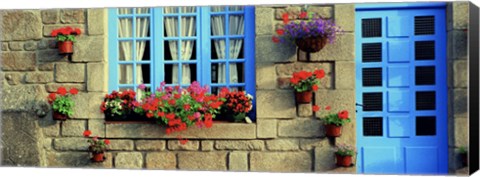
225,10,230,86
200,6,212,90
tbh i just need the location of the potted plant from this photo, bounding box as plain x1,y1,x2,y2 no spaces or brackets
83,130,110,162
272,8,342,53
323,109,351,137
51,26,82,55
334,143,356,167
47,87,78,121
290,69,325,104
218,88,254,122
458,146,468,166
100,89,137,121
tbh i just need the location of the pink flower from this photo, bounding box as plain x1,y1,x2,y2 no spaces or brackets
138,84,146,90
194,112,201,119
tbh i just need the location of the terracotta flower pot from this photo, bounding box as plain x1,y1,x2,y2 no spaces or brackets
57,41,74,54
53,111,68,121
295,37,328,53
91,152,105,162
295,91,313,104
336,154,353,167
326,124,342,137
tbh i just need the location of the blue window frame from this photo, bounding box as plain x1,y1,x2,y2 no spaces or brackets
108,6,256,119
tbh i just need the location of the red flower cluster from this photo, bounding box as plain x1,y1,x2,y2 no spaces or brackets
290,69,325,92
83,130,110,153
219,88,253,114
338,110,349,120
100,89,136,114
51,26,82,37
47,87,78,104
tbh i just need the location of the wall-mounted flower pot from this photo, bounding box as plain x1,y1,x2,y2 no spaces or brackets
326,124,342,137
57,41,74,55
53,111,68,121
336,154,353,167
295,37,328,53
104,113,128,121
295,91,313,104
91,152,105,162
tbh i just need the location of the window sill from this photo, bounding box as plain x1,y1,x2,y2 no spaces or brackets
105,121,257,139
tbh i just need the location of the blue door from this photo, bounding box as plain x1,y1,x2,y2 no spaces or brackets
355,4,447,174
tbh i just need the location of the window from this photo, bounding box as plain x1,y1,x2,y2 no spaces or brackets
108,6,256,118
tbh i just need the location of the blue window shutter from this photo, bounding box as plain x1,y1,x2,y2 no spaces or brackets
244,6,256,120
108,8,119,92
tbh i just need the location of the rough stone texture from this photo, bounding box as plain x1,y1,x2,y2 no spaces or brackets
60,9,85,24
61,120,87,137
256,90,295,118
275,7,301,20
1,85,47,111
278,119,324,138
256,63,276,90
106,122,255,139
314,145,336,171
146,152,176,169
87,63,105,91
109,140,134,150
167,140,200,150
298,103,313,117
136,140,166,151
255,35,296,63
334,4,355,32
1,112,42,166
43,24,85,37
37,38,57,49
9,41,24,51
38,63,55,71
25,72,53,84
87,9,104,35
46,152,113,168
1,11,43,40
39,117,60,137
310,33,355,61
307,6,332,19
454,118,468,147
255,7,274,35
2,42,8,51
453,60,468,88
1,52,36,71
448,2,469,30
453,89,467,118
45,83,85,93
4,72,24,85
72,36,104,62
300,138,330,150
55,63,85,83
448,30,468,60
88,119,105,137
41,10,59,24
215,140,264,150
42,138,53,151
178,152,227,171
256,119,277,138
314,89,356,119
53,138,89,151
71,92,105,119
115,152,143,169
275,62,333,89
250,152,311,172
266,139,299,150
37,49,67,62
24,41,38,51
229,152,248,171
200,141,214,151
277,77,292,89
335,61,355,89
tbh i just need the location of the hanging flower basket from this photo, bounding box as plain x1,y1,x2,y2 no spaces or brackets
57,41,74,54
325,124,342,137
295,91,313,104
336,154,353,167
53,111,68,121
295,37,328,53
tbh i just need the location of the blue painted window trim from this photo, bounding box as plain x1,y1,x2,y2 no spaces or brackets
108,7,256,120
356,2,447,11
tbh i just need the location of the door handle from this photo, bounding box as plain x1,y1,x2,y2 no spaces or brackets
356,103,364,107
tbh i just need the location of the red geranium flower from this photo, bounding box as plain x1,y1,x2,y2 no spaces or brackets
312,105,320,112
272,36,280,43
57,87,67,96
276,29,285,35
325,106,331,110
47,93,56,104
69,88,78,95
174,94,181,99
338,110,349,119
312,84,318,91
166,113,175,120
282,13,290,24
299,11,308,19
83,130,92,137
168,99,176,105
104,139,110,145
314,69,325,79
146,112,154,118
183,104,190,111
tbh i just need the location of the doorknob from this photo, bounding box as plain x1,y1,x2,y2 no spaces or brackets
356,103,364,107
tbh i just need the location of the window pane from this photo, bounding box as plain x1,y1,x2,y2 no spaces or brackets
180,16,196,37
164,64,176,84
118,8,132,14
119,41,133,61
164,7,178,14
229,39,244,59
118,64,134,84
136,40,150,61
180,6,196,13
138,64,150,84
135,17,150,38
119,87,134,92
230,62,244,83
135,8,150,14
118,18,133,38
212,39,227,59
212,63,226,84
229,15,244,35
164,17,178,37
211,15,226,36
164,40,178,61
180,40,196,60
228,6,244,11
211,6,226,12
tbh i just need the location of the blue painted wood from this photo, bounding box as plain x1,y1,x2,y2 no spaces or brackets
244,6,256,121
356,5,447,174
356,2,447,10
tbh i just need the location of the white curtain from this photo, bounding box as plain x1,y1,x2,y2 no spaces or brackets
211,6,244,84
118,8,150,94
164,7,196,84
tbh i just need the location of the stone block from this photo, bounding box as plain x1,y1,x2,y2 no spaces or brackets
55,63,85,83
38,63,55,71
278,119,324,138
255,35,296,63
2,42,8,51
266,139,299,150
250,151,311,172
314,89,356,119
453,59,468,88
255,7,274,35
453,89,468,118
215,140,264,150
257,119,277,138
25,72,53,84
37,38,57,49
41,9,59,24
41,138,53,151
277,77,291,89
454,118,468,147
307,6,333,19
88,119,105,137
72,36,104,62
335,61,356,89
1,85,47,111
53,138,88,151
109,140,134,150
39,118,60,137
115,152,143,169
87,9,104,35
1,52,36,71
60,9,85,24
71,92,105,119
9,41,23,51
136,140,166,151
146,152,176,169
24,41,38,51
167,140,200,150
448,2,469,30
334,4,355,32
314,145,336,171
43,24,85,37
4,72,24,85
45,83,86,93
178,152,227,171
229,152,248,171
298,103,313,117
200,141,214,151
310,33,355,61
46,152,90,167
256,63,276,90
275,62,333,89
61,120,87,137
1,10,43,40
274,7,301,20
37,50,68,63
448,30,468,60
87,63,105,92
256,90,296,118
299,138,330,150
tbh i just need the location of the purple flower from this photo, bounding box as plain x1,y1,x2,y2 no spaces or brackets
138,84,146,90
